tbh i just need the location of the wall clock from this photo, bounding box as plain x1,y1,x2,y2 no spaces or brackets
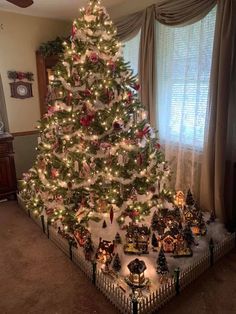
9,81,33,99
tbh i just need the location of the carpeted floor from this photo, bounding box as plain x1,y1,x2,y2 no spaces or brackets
0,201,236,314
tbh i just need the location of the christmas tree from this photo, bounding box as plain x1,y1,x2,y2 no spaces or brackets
183,224,195,246
186,189,195,206
156,246,169,275
20,0,173,236
151,233,158,248
151,211,159,231
112,253,121,272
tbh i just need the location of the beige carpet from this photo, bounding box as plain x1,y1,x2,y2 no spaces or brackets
0,201,236,314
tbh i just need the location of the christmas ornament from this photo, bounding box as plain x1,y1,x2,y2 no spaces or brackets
51,168,59,178
89,52,99,63
110,207,114,224
137,126,150,139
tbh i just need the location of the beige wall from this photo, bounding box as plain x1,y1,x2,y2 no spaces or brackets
0,11,70,133
109,0,157,20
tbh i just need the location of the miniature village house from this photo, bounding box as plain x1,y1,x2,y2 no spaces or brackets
124,224,150,254
96,238,115,264
74,227,90,247
161,232,176,253
175,191,185,207
126,258,148,287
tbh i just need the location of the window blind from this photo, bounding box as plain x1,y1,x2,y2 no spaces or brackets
156,8,216,150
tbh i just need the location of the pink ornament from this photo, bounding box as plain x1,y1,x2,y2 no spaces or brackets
108,60,116,71
100,142,112,150
51,168,59,178
80,114,94,127
89,52,99,63
72,24,77,37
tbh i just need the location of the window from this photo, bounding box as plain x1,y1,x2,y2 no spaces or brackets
122,31,141,76
156,8,216,150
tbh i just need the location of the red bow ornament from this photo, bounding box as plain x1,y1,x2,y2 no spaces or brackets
137,126,150,139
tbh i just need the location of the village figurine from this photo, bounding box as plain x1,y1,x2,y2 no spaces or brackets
114,232,122,244
96,238,115,264
83,236,94,260
126,258,149,288
123,223,150,255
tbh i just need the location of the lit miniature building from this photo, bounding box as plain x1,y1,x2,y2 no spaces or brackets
183,206,207,236
124,223,150,254
161,233,176,253
126,258,149,287
173,234,193,257
96,238,115,264
74,226,90,247
175,191,185,207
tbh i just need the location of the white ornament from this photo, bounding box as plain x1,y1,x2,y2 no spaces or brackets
74,161,79,172
84,15,97,22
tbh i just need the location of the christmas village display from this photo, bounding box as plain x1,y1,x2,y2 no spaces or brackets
20,0,223,295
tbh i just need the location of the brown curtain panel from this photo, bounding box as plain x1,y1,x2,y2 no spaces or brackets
139,6,156,126
115,10,144,41
200,0,236,223
154,0,216,25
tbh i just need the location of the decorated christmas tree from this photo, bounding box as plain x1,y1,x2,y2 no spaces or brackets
151,233,158,248
183,224,195,246
112,253,121,272
186,189,195,206
151,211,159,231
20,0,173,236
156,246,169,275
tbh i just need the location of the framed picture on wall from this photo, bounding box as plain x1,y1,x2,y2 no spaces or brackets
9,81,33,99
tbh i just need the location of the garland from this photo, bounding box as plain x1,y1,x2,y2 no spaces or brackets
38,36,67,57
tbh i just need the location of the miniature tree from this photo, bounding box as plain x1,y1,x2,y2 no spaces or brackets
20,0,173,234
151,211,159,231
151,233,158,248
183,224,195,246
102,220,107,228
115,232,122,244
156,246,169,275
83,236,94,260
186,189,195,206
207,211,216,224
112,253,121,272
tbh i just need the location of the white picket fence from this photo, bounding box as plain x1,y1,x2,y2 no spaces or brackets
72,246,94,281
214,234,235,262
137,278,176,314
17,195,235,314
96,270,132,313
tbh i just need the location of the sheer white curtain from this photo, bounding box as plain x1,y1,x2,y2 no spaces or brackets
155,8,216,199
122,31,141,76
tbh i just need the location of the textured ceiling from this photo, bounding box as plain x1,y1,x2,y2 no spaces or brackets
0,0,126,20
